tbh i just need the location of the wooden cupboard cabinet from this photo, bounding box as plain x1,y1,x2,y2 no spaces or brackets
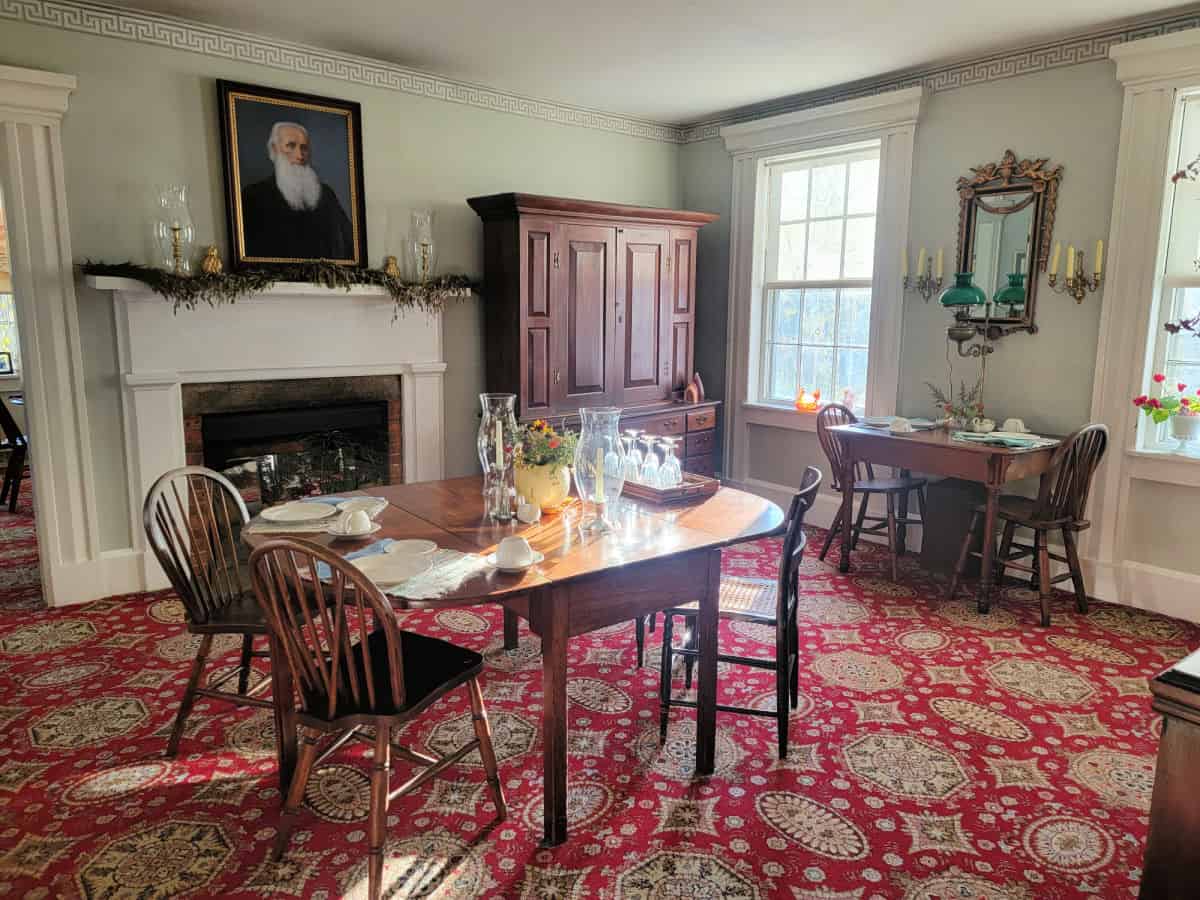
468,193,721,473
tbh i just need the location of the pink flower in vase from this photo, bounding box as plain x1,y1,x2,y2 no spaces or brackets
1153,373,1167,384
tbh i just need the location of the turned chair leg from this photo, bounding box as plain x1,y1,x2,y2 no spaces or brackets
885,493,898,582
468,678,507,819
947,511,980,600
788,618,800,709
1028,530,1042,590
635,616,646,668
1062,528,1089,614
995,520,1016,587
237,634,254,695
367,725,391,900
819,502,845,562
659,613,675,742
274,729,319,860
166,633,212,758
775,633,790,760
683,616,697,690
851,494,869,549
648,612,656,632
1036,528,1053,627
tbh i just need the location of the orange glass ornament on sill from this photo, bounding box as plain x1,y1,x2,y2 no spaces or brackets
794,387,821,412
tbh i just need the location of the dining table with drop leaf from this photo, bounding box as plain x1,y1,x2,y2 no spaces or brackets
243,475,784,846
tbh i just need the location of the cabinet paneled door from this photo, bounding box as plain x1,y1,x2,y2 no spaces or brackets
469,193,721,474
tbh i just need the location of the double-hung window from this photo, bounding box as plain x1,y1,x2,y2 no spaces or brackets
1144,91,1200,451
0,215,15,376
757,140,880,413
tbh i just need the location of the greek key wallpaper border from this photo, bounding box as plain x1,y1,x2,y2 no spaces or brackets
4,0,1200,144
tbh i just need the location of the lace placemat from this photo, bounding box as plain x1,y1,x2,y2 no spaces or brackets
385,549,493,601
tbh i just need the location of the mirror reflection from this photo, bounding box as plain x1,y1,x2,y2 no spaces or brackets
970,193,1034,317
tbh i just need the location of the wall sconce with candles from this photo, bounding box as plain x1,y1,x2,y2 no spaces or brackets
903,246,945,301
1047,239,1104,303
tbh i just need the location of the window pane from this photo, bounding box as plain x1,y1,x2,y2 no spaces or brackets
769,345,798,401
836,348,869,406
801,288,836,345
807,220,843,279
776,223,807,280
780,169,809,221
799,346,835,398
842,216,876,278
1166,362,1200,394
771,290,802,343
847,158,880,214
838,288,871,346
809,163,846,218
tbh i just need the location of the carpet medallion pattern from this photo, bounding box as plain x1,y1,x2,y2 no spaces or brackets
0,480,1196,898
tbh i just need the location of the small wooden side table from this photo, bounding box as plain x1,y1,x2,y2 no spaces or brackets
1141,669,1200,899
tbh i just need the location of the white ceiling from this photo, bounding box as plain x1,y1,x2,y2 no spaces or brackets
108,0,1187,123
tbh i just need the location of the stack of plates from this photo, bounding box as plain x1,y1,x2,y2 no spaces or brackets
260,501,338,524
350,552,432,589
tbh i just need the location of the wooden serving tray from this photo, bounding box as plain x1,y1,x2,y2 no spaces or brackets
622,472,720,504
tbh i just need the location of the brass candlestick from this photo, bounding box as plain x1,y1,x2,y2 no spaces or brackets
418,242,432,282
903,255,944,302
170,224,184,275
1048,247,1103,303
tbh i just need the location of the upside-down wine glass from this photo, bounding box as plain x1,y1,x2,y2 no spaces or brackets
639,434,660,486
659,436,682,488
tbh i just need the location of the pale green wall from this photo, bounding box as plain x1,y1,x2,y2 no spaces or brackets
0,20,681,550
682,60,1124,489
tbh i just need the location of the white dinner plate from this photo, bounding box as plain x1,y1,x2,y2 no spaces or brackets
861,416,892,427
326,523,383,541
350,553,432,587
385,539,438,556
485,550,545,574
260,501,338,523
336,498,388,518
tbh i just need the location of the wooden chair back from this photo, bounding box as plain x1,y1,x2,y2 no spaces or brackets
776,466,822,621
249,538,406,720
142,466,249,626
0,395,25,449
1035,423,1109,526
816,403,871,489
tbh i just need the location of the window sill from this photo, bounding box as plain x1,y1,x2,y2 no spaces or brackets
1126,447,1200,488
743,401,818,432
0,374,21,388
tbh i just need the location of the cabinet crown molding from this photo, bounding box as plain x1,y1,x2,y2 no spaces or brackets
466,193,719,227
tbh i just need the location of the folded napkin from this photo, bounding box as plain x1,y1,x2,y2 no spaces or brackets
385,549,491,601
315,538,395,580
951,431,1057,449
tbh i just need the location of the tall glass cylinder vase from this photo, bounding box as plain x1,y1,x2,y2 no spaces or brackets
573,407,626,532
478,393,518,521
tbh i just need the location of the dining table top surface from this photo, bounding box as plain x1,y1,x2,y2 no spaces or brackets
242,476,785,605
829,423,1060,456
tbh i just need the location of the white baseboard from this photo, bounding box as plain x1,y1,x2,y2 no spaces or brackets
45,549,147,607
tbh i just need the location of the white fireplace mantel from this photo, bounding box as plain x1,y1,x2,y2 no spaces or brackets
90,275,447,590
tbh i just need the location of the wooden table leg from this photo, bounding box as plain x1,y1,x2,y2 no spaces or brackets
896,469,910,555
978,484,1000,614
696,548,721,775
839,455,855,573
532,587,569,846
502,607,519,651
269,632,297,795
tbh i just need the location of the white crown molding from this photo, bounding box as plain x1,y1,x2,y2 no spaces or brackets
1110,28,1200,85
0,63,75,122
0,0,685,143
5,1,1200,145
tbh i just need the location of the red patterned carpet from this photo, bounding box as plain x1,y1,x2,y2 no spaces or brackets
0,482,1196,899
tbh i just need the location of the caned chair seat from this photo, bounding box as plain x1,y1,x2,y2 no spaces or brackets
671,576,778,623
855,475,927,493
306,630,483,722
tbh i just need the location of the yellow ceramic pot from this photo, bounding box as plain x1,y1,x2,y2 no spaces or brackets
515,463,571,511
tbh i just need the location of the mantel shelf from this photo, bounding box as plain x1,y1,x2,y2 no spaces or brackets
84,274,393,298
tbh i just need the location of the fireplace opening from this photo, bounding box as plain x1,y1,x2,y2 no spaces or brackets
201,401,390,508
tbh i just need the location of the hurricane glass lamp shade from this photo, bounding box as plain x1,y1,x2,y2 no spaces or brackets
939,272,987,308
993,272,1026,312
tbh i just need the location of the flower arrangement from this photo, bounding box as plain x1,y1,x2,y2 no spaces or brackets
516,419,577,468
794,387,821,412
926,377,985,423
1132,374,1200,423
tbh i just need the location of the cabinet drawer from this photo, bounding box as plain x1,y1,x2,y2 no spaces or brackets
686,408,716,432
683,453,715,477
631,410,685,436
685,430,715,457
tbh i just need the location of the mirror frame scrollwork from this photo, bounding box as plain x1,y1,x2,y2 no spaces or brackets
956,149,1063,338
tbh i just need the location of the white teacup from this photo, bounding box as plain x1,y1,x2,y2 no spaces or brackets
1002,417,1029,433
971,417,996,433
888,417,914,434
344,509,373,535
496,536,534,569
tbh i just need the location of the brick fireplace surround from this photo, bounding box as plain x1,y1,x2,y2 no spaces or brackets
182,376,405,487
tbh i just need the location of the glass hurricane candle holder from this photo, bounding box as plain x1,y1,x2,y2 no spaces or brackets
477,393,517,521
573,407,626,532
154,184,195,275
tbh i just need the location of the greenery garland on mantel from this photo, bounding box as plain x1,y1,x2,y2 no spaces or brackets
80,260,475,317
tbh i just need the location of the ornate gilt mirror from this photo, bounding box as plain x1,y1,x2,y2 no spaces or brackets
956,150,1062,338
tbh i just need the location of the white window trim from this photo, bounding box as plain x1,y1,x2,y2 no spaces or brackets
1084,29,1200,617
720,87,923,484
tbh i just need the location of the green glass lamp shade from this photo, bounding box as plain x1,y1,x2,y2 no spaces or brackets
993,272,1026,310
939,272,987,308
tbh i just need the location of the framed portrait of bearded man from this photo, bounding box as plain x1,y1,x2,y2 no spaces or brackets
217,80,368,268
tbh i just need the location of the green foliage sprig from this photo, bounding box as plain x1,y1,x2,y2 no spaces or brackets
80,260,474,318
926,377,985,421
